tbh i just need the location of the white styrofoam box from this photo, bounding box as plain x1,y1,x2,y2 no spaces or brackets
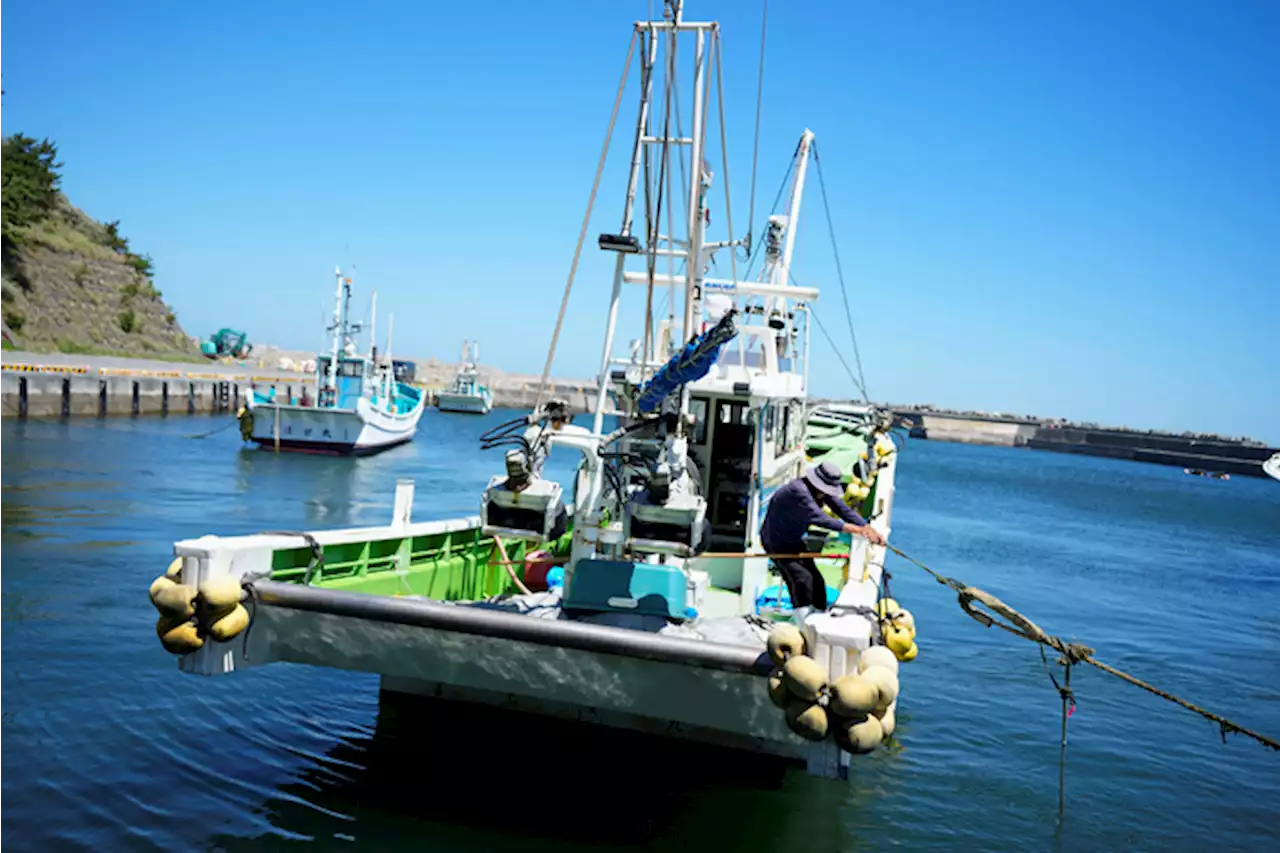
805,610,874,680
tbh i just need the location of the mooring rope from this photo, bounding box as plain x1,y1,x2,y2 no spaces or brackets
884,544,1280,752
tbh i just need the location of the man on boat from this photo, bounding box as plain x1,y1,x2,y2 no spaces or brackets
761,461,885,621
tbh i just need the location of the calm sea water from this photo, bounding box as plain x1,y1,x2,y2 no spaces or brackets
3,411,1278,851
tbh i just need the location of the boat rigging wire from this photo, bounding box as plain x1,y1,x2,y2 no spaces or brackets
808,301,868,400
643,24,677,380
812,141,869,402
533,30,638,412
712,27,741,292
742,140,799,282
746,0,768,257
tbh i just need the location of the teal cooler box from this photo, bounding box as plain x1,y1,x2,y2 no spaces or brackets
563,559,689,621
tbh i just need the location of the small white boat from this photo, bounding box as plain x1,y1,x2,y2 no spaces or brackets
436,341,493,414
241,268,424,455
1264,452,1280,482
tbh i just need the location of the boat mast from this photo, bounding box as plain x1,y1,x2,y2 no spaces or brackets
384,312,394,400
327,267,344,395
591,0,718,432
780,130,814,282
369,290,378,364
591,19,660,434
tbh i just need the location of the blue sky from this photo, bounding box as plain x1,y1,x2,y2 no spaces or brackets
4,1,1277,442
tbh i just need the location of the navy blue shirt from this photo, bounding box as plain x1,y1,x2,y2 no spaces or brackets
760,477,867,550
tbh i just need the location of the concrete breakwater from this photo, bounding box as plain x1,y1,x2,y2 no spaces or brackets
895,410,1277,479
1,365,313,418
1,354,609,419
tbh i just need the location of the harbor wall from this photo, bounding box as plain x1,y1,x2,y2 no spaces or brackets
1,356,607,419
1,369,316,419
896,410,1277,478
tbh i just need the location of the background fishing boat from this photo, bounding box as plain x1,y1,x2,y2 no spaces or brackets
435,341,493,414
241,268,424,454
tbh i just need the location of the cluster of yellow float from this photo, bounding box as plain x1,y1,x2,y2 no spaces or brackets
875,597,919,662
149,559,250,655
764,624,903,755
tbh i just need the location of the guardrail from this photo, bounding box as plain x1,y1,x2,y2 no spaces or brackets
2,362,312,382
2,363,90,374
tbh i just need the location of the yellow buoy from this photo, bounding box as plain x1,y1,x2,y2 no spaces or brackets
767,672,790,709
207,603,250,642
152,583,198,619
149,575,176,602
874,598,900,619
893,609,916,633
883,622,915,657
766,624,807,665
165,557,184,580
199,576,243,614
898,641,919,662
841,714,884,754
781,655,829,702
156,616,204,655
784,700,830,742
878,706,896,738
857,645,900,676
828,674,878,717
862,665,899,709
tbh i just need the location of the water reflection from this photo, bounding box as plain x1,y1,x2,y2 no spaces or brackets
221,691,853,852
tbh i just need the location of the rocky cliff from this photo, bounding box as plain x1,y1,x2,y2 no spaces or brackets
2,135,198,358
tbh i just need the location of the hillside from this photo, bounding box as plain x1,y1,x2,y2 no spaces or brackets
1,135,198,358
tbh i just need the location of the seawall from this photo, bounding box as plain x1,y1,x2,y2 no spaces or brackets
895,410,1277,479
1,353,609,419
1,366,313,418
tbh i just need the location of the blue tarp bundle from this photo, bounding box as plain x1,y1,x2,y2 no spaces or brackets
635,311,738,413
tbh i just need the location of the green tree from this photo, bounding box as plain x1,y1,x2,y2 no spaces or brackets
103,220,129,253
1,134,62,233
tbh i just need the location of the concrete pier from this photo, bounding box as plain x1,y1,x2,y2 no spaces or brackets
1,355,316,420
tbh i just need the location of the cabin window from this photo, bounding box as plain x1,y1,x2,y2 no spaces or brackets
339,361,363,378
764,404,775,440
781,405,791,450
719,401,749,426
690,397,709,444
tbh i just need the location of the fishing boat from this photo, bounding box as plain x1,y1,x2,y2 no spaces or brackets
153,2,911,781
239,268,425,455
1264,452,1280,482
435,341,493,414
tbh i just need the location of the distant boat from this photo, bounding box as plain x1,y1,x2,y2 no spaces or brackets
436,340,493,414
240,268,424,455
1264,453,1280,482
1184,468,1230,481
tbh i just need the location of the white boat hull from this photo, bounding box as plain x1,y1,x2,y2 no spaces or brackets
436,391,493,414
235,603,805,760
246,395,424,455
1264,453,1280,482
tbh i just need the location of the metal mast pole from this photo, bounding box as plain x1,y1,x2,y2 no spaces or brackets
327,267,343,396
682,25,707,345
592,25,659,434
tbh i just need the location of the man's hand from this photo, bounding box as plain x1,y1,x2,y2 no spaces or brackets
843,522,886,546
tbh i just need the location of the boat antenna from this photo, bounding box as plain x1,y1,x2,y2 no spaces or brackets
745,0,768,256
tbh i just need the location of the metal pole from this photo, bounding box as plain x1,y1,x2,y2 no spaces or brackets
593,29,659,434
682,27,707,345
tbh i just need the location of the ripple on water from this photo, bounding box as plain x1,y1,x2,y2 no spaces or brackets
3,417,1279,851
